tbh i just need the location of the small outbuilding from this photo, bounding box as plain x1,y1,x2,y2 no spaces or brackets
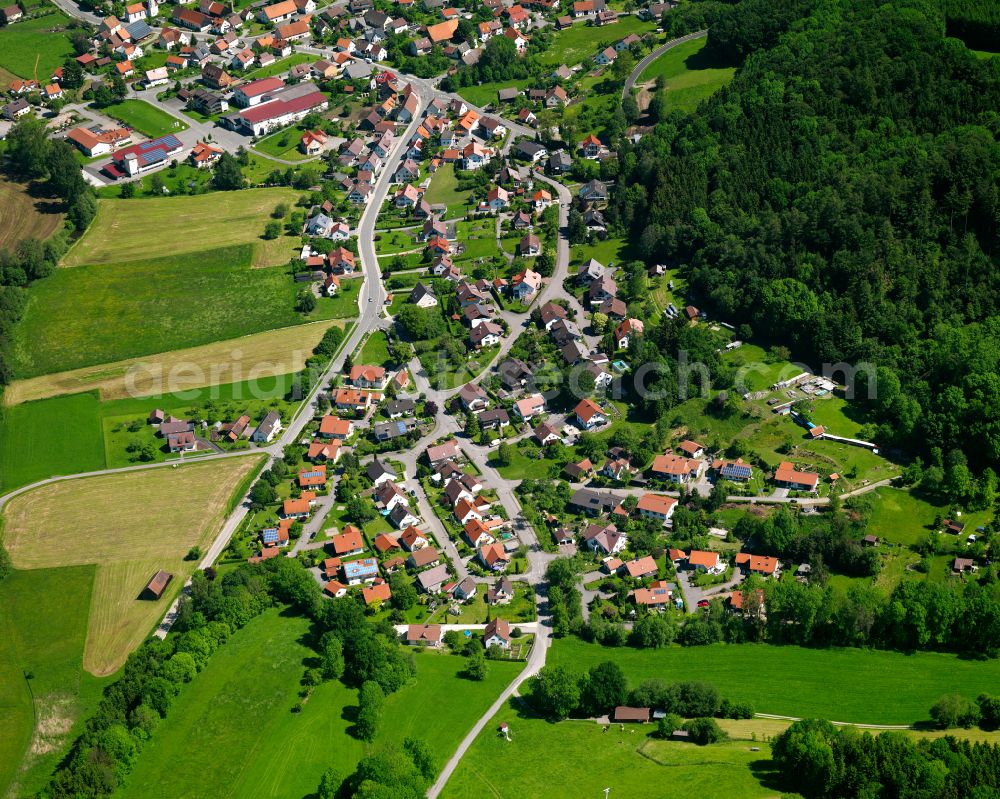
613,706,651,723
140,570,173,600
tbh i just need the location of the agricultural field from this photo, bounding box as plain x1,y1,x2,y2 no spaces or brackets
636,36,736,114
539,18,657,66
0,566,107,799
11,244,352,378
2,455,264,675
0,177,63,251
0,392,106,492
102,100,188,139
62,189,300,266
0,6,74,80
716,716,1000,747
118,609,523,799
549,638,1000,724
441,703,793,799
4,319,345,405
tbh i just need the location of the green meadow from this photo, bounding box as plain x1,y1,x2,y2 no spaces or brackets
0,566,108,798
11,244,353,378
0,373,299,492
637,36,736,114
0,6,74,80
549,638,1000,724
103,100,188,139
539,18,656,66
118,609,523,799
441,702,795,799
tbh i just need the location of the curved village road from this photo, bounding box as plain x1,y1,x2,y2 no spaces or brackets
0,63,909,793
622,29,708,102
427,598,552,799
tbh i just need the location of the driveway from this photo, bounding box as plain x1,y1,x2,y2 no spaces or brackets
677,568,743,613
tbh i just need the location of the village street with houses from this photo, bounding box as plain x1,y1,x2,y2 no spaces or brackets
3,2,999,797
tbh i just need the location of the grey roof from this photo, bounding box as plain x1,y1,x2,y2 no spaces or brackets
306,212,333,234
125,19,154,38
344,60,373,79
416,563,449,591
386,398,416,415
517,140,546,157
366,458,395,481
409,281,436,303
570,488,620,512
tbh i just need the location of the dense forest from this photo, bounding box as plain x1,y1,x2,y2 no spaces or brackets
773,719,1000,798
943,0,1000,50
608,0,1000,471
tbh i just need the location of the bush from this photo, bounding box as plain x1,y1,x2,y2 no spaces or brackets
719,698,754,719
683,717,727,745
654,713,683,739
930,694,981,729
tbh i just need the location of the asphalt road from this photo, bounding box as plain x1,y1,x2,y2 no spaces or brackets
622,30,708,102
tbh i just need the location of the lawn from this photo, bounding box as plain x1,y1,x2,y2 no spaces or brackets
253,126,313,161
2,455,265,675
492,440,561,481
430,582,537,624
456,78,531,108
441,702,793,799
241,52,313,81
0,565,108,799
62,188,299,266
12,244,351,378
0,6,74,79
93,155,290,199
422,164,471,218
549,638,1000,724
359,329,391,365
539,17,656,66
119,609,523,799
5,318,346,405
102,99,189,139
571,235,631,269
0,177,63,251
860,487,991,547
636,36,736,114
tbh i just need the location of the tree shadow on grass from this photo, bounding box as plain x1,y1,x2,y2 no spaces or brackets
684,46,733,72
748,757,791,793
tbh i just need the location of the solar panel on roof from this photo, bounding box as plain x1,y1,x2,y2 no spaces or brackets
126,19,153,38
262,528,279,543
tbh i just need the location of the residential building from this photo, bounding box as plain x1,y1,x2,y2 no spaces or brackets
636,493,677,525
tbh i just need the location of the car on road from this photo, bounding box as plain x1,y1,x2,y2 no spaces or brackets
697,599,709,608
